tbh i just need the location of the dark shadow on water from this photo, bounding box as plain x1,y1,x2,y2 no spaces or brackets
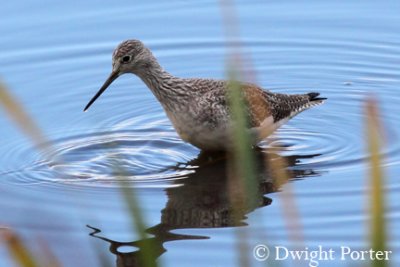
87,149,321,267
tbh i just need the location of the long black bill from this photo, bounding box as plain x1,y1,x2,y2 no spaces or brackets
84,71,119,111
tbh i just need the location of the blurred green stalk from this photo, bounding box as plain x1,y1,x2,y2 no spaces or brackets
226,66,259,267
112,163,158,267
366,99,388,267
227,67,259,207
0,80,48,151
2,230,39,267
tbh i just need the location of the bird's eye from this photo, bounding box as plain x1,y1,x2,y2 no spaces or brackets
122,55,131,63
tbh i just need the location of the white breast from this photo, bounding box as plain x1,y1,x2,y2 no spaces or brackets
167,113,288,150
165,112,224,150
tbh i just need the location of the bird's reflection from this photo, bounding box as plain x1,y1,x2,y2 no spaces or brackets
88,149,320,267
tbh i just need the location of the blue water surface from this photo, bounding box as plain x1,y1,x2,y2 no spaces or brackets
1,1,399,266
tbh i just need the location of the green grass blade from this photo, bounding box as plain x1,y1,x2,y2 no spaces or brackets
365,98,388,267
225,66,260,267
2,230,39,267
268,153,304,247
0,81,49,151
112,163,158,267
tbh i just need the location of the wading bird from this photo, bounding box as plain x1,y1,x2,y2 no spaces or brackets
84,40,326,150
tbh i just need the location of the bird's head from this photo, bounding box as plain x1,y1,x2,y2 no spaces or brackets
84,39,156,111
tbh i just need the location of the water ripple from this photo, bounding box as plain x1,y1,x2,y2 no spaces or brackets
2,29,400,191
4,129,197,188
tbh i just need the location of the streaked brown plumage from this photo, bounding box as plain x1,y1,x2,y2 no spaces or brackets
84,39,326,150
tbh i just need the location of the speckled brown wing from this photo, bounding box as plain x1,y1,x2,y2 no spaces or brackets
186,79,325,131
241,84,273,127
242,84,326,127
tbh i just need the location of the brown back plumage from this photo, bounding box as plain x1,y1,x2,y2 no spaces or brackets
241,84,326,128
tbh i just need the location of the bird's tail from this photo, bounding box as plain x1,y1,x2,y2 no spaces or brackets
307,92,327,104
263,90,327,123
286,92,327,119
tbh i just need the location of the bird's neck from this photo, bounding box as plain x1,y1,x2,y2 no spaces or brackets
137,63,171,91
136,61,189,106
